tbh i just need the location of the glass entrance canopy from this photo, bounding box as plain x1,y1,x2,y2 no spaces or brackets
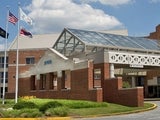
53,28,160,56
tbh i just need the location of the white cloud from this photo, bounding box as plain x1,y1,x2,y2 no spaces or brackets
25,0,123,34
79,0,133,6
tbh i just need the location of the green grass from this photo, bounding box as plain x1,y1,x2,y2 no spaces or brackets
25,98,108,109
68,102,154,117
0,98,155,118
1,99,15,108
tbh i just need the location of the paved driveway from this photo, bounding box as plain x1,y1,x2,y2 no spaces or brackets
78,101,160,120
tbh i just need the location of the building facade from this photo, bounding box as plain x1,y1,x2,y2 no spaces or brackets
146,24,160,98
4,26,160,107
6,28,151,107
0,51,8,97
6,34,59,98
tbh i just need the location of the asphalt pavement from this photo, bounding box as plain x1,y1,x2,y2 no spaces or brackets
78,101,160,120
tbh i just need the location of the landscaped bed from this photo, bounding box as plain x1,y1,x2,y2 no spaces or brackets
0,96,155,118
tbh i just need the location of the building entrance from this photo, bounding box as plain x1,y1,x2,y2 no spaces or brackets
148,86,160,98
136,76,145,87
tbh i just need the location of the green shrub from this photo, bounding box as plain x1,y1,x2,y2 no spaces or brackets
45,107,68,117
1,109,42,118
18,109,42,118
13,101,38,109
39,101,63,113
53,106,68,117
123,81,131,88
0,109,20,118
63,100,108,109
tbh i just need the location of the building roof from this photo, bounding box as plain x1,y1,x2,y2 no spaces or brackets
53,28,160,56
98,29,128,36
68,28,159,51
8,33,59,50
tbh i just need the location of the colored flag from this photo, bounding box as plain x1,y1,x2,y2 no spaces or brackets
0,27,9,38
20,28,32,38
19,8,32,25
8,11,18,25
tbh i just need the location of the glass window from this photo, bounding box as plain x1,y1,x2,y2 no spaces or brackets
0,72,8,83
0,87,8,98
94,69,101,80
0,57,4,68
26,57,35,64
30,75,36,90
39,74,46,90
157,77,160,84
49,72,57,90
94,69,101,88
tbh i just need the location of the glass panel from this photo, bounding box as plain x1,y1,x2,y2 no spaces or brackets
68,28,115,46
68,28,160,52
133,37,160,50
99,33,144,49
94,69,101,88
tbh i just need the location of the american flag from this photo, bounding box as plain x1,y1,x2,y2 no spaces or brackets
8,11,18,25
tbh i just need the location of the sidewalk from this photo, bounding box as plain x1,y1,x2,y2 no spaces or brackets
144,98,160,101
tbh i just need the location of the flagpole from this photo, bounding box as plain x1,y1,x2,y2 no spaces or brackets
15,3,20,104
2,6,9,104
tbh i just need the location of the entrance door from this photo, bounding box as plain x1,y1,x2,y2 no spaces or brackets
157,86,160,97
148,86,156,98
136,76,144,86
148,86,160,98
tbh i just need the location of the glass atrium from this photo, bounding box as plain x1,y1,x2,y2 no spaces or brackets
53,28,160,57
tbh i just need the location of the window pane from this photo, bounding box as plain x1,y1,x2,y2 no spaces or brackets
26,57,35,64
94,69,101,80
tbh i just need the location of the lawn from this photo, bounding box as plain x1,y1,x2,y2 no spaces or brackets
0,97,155,118
69,102,153,117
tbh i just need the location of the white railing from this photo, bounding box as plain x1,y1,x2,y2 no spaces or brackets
107,52,160,66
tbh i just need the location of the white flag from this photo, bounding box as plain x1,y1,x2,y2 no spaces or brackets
19,8,32,25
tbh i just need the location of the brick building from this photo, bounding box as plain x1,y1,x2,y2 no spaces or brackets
146,24,160,98
0,51,8,97
6,28,155,107
6,34,59,98
147,24,160,40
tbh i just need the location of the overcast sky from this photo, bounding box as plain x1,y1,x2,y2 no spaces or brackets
0,0,160,50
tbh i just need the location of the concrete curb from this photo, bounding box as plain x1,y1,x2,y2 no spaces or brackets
107,102,157,116
0,117,71,120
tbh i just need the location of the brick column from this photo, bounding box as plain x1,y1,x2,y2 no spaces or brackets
104,63,110,80
88,61,94,89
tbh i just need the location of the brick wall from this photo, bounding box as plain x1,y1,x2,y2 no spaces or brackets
6,58,144,107
94,63,110,81
148,24,160,40
94,63,110,100
7,49,46,94
10,61,103,102
146,24,160,98
104,77,144,107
